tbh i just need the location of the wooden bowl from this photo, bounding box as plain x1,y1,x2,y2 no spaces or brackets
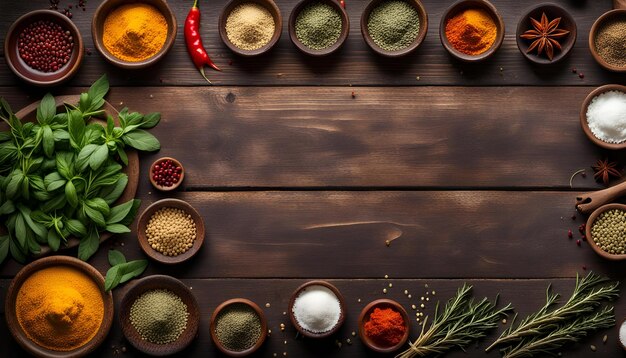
360,0,428,57
589,9,626,73
219,0,282,56
289,0,350,56
439,0,504,62
91,0,177,69
358,299,410,353
618,317,626,350
4,10,83,87
516,4,576,65
119,275,200,356
209,298,268,356
288,280,345,338
149,157,185,191
585,203,626,261
5,256,114,357
137,198,205,264
580,84,626,150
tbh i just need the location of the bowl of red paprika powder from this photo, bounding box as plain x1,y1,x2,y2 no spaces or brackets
358,299,410,353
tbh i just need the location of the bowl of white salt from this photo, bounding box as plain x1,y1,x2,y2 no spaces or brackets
581,84,626,150
288,280,345,338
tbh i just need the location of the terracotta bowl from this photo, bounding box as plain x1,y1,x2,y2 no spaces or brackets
358,299,410,353
4,256,114,358
119,275,200,356
4,10,83,87
516,3,576,65
288,280,346,338
209,298,268,356
580,84,626,150
589,9,626,73
439,0,505,62
137,198,205,264
360,0,428,57
219,0,282,56
149,157,185,191
91,0,177,69
585,203,626,261
289,0,350,56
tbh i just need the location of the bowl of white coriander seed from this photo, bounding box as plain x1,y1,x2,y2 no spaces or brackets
137,198,205,264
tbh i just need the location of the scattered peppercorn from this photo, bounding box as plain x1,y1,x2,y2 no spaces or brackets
576,239,581,246
18,20,74,72
571,67,577,73
579,72,584,79
152,159,183,188
567,229,573,238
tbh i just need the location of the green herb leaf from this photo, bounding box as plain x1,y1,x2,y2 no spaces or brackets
105,223,131,233
78,228,100,261
141,112,161,129
68,109,85,149
0,235,9,264
117,146,128,166
42,125,54,157
65,219,87,237
15,213,26,248
104,264,122,292
36,93,56,125
108,249,126,266
100,175,128,205
47,228,61,251
44,172,66,192
107,199,135,224
106,115,114,135
118,259,148,283
122,130,160,151
87,74,109,110
77,144,99,171
10,238,26,264
84,205,106,227
6,171,24,199
53,129,69,141
0,200,15,215
119,199,141,226
87,198,110,216
104,258,148,291
65,180,78,208
89,144,109,171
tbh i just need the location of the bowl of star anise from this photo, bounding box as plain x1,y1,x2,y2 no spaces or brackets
516,4,576,65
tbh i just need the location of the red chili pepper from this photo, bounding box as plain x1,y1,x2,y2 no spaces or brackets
185,0,220,83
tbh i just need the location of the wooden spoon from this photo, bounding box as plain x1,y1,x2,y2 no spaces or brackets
576,181,626,214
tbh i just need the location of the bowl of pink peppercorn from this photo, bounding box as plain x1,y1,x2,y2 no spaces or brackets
149,157,184,191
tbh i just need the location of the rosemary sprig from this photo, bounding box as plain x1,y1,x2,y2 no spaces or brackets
395,284,513,358
486,272,619,352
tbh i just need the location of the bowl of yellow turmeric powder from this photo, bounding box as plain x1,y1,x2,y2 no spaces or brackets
5,256,114,357
91,0,177,69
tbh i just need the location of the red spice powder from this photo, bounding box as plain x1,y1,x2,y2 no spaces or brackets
364,307,406,347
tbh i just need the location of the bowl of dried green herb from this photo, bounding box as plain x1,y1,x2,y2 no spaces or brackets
288,0,349,56
210,298,268,356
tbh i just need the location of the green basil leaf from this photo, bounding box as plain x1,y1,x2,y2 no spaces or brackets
117,146,128,166
10,238,26,264
87,74,109,109
77,144,99,171
20,176,29,200
56,152,74,179
78,228,100,261
89,144,109,171
0,131,11,142
118,259,148,284
108,249,126,266
100,175,128,205
78,92,90,113
41,194,66,212
122,130,160,151
119,199,141,226
47,228,61,251
0,200,15,215
29,175,46,192
84,205,106,227
36,93,56,124
65,180,78,208
107,115,114,135
66,219,87,237
104,265,122,292
44,172,66,192
141,112,160,129
15,213,26,248
0,235,9,264
27,234,41,254
6,171,24,199
107,199,134,224
53,129,69,141
17,205,47,238
42,125,54,157
87,198,110,216
68,109,85,150
85,124,105,144
124,111,144,126
105,223,130,234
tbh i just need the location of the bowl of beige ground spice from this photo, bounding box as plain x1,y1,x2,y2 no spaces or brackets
137,199,205,264
590,9,626,72
219,0,282,56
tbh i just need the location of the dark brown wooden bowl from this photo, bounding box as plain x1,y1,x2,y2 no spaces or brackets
209,298,268,356
585,203,626,261
289,0,350,56
358,299,410,353
5,256,114,358
360,0,428,57
218,0,282,56
149,157,185,191
288,280,345,338
91,0,177,69
4,10,83,87
137,198,205,264
516,4,576,65
119,275,200,356
589,9,626,73
439,0,505,62
580,84,626,150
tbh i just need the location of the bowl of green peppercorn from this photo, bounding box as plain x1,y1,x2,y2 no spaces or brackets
585,203,626,260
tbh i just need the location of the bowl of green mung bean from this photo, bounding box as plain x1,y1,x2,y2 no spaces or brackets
586,203,626,260
361,0,428,57
210,298,268,356
289,0,349,56
119,275,200,356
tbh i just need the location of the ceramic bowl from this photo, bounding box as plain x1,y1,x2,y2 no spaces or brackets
149,157,185,191
137,198,205,264
288,280,346,338
360,0,428,57
618,317,626,350
439,0,505,62
589,9,626,72
585,203,626,261
4,256,114,357
289,0,350,56
4,10,83,87
358,299,410,353
209,298,268,356
91,0,177,69
516,3,576,65
580,84,626,150
119,275,200,356
219,0,282,56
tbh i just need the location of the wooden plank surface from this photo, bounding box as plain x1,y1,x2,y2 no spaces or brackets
0,0,622,86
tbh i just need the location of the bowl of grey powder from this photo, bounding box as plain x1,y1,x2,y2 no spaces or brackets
360,0,428,57
210,298,268,356
219,0,282,56
590,10,626,72
120,275,200,356
289,0,349,56
288,280,345,338
580,84,626,149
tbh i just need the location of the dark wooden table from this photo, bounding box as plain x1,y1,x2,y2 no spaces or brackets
2,0,626,357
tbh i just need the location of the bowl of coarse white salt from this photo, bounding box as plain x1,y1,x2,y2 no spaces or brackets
581,84,626,149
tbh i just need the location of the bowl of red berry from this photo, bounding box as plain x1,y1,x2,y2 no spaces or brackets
150,157,184,191
4,10,84,87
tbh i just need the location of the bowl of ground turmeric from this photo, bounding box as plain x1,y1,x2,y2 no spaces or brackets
91,0,177,69
4,256,114,357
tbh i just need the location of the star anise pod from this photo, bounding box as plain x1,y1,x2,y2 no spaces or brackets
520,12,570,61
592,159,621,186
